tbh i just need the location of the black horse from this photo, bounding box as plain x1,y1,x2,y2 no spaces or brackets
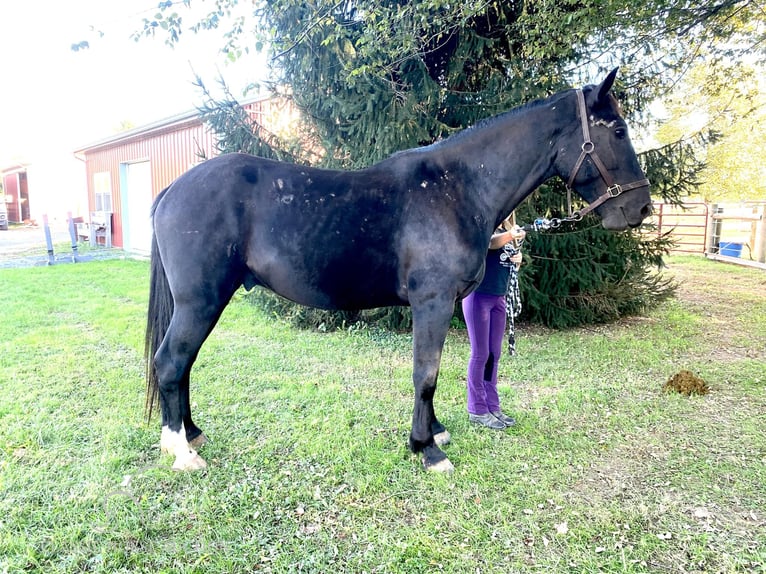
145,69,651,472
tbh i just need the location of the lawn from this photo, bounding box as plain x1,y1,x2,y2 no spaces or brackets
0,255,764,573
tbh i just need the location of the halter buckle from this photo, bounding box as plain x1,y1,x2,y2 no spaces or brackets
606,184,623,197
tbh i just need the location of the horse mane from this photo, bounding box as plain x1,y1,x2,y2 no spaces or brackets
472,91,572,128
384,85,624,164
388,89,575,162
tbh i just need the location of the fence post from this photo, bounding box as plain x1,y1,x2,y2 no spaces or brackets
42,213,55,265
89,212,96,249
656,202,663,239
705,203,720,254
754,204,766,264
67,211,81,263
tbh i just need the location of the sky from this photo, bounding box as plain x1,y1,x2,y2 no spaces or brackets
0,0,268,168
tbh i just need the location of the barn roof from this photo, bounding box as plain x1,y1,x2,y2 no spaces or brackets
0,162,30,175
74,95,270,156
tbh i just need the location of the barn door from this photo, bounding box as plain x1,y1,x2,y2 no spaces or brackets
122,161,153,254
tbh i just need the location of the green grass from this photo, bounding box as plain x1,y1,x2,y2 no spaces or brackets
1,256,764,573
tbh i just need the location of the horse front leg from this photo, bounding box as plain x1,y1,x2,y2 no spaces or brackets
431,405,451,447
409,298,456,473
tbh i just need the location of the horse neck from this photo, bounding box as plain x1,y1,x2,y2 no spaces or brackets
445,91,574,223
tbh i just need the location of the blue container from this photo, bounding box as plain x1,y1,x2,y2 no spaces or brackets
719,241,743,258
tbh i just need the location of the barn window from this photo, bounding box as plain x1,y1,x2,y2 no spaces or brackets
94,171,112,212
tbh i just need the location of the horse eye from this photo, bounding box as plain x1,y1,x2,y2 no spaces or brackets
615,127,627,140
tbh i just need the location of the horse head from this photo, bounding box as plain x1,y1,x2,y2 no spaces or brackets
555,68,652,230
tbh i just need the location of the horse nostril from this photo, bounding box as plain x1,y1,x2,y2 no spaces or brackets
640,203,653,218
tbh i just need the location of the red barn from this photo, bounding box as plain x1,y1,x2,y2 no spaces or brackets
1,164,30,223
74,96,290,252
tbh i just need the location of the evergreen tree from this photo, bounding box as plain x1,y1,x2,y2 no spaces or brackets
514,183,676,328
130,0,765,328
197,75,678,330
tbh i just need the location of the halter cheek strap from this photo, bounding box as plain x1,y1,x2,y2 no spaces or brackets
565,89,650,220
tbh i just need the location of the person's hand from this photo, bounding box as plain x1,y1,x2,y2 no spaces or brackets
490,224,526,250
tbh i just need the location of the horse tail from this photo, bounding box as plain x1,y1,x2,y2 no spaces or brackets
144,188,173,422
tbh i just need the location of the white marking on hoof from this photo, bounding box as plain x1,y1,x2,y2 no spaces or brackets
160,425,176,454
160,424,208,471
172,450,207,471
433,430,451,446
426,457,455,474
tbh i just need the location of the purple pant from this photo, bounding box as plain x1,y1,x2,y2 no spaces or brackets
462,291,506,415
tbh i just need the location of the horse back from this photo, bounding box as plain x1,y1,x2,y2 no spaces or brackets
153,152,488,311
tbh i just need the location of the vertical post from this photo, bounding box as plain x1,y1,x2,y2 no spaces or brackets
656,202,663,240
754,203,766,264
701,203,708,255
67,211,80,263
42,213,55,265
705,203,719,255
89,212,96,248
105,213,112,249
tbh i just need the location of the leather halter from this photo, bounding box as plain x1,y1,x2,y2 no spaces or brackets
565,89,650,220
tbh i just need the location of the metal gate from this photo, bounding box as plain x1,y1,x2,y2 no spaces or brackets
649,202,709,254
649,201,766,268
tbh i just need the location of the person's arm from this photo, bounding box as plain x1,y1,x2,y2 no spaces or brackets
489,226,526,269
488,226,526,249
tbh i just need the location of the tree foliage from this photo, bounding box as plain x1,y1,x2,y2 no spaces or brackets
514,183,676,328
129,0,766,327
656,61,766,201
193,76,301,162
134,0,766,144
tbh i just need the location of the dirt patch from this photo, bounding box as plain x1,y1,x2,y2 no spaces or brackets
665,259,766,317
0,224,72,256
558,258,765,570
0,225,126,269
567,365,766,570
662,258,766,360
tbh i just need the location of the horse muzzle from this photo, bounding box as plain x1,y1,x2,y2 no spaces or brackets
599,194,653,230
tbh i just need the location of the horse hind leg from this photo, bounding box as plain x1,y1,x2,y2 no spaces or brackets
155,303,223,471
160,424,206,471
182,376,209,449
156,364,208,464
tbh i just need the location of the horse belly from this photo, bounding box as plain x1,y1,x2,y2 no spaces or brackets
244,214,404,309
315,257,403,310
249,241,404,311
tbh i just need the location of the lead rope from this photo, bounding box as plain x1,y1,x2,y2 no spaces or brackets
499,213,582,355
499,241,523,355
499,215,571,355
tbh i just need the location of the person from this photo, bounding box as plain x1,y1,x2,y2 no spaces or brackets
462,217,526,429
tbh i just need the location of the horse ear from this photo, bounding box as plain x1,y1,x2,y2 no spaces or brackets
597,67,619,101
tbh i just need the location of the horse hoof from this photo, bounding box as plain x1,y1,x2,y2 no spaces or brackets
189,433,209,449
425,457,454,473
433,430,451,446
173,450,208,471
